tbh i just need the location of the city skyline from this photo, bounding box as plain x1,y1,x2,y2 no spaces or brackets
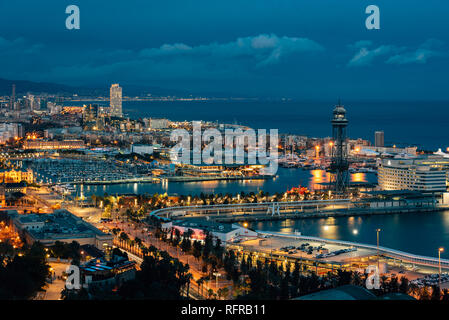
1,0,449,304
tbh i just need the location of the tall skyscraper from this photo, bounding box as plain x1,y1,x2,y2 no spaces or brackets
10,84,15,111
375,131,384,147
110,84,122,117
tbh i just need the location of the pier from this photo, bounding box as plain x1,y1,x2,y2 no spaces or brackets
150,198,447,222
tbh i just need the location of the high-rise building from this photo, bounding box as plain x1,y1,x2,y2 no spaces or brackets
83,104,99,123
110,84,122,117
10,84,15,111
375,131,384,147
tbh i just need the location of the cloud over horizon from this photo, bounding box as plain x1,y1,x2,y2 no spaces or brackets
347,39,447,67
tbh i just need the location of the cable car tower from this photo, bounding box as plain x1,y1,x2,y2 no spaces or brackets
329,101,349,196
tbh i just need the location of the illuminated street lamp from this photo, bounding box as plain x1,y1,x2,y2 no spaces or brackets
439,247,444,290
213,272,221,290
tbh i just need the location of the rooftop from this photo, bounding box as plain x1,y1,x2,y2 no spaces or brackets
293,285,376,300
15,209,111,240
174,218,240,234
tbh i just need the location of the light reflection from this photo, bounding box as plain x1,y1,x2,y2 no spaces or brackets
351,172,366,183
321,224,337,238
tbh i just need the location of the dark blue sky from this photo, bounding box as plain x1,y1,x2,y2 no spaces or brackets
1,0,448,99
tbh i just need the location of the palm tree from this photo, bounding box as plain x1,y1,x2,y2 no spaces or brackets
207,288,214,299
196,278,204,297
185,273,193,298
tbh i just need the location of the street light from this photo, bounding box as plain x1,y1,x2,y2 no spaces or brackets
439,247,444,290
213,272,221,290
376,229,381,270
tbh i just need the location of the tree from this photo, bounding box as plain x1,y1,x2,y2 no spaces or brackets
196,277,204,297
207,288,214,299
0,242,50,300
399,276,409,294
431,285,441,301
119,232,129,242
180,237,191,254
419,286,431,300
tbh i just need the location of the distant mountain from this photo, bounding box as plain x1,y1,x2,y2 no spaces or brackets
0,78,200,97
0,78,106,96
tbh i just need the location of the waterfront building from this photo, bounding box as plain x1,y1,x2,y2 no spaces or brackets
4,182,27,194
163,218,258,243
110,84,123,117
0,168,34,184
23,139,85,150
375,131,384,147
378,156,448,192
357,145,417,157
8,209,113,249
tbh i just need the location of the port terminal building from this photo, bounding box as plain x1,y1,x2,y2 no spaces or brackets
162,218,258,243
378,156,449,193
7,209,113,249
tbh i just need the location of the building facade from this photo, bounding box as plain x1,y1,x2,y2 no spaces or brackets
375,131,384,147
378,157,448,192
9,209,114,249
0,168,34,184
110,84,122,117
23,139,85,150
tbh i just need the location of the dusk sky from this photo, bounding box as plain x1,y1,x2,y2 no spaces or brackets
1,0,448,99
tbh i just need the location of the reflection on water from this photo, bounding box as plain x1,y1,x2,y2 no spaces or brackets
351,172,366,182
309,169,331,190
75,168,375,197
309,170,366,190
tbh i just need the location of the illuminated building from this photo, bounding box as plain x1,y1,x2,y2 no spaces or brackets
378,157,448,192
0,168,34,184
9,209,113,249
0,122,23,143
23,139,85,150
110,84,123,117
163,218,258,243
83,104,99,123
